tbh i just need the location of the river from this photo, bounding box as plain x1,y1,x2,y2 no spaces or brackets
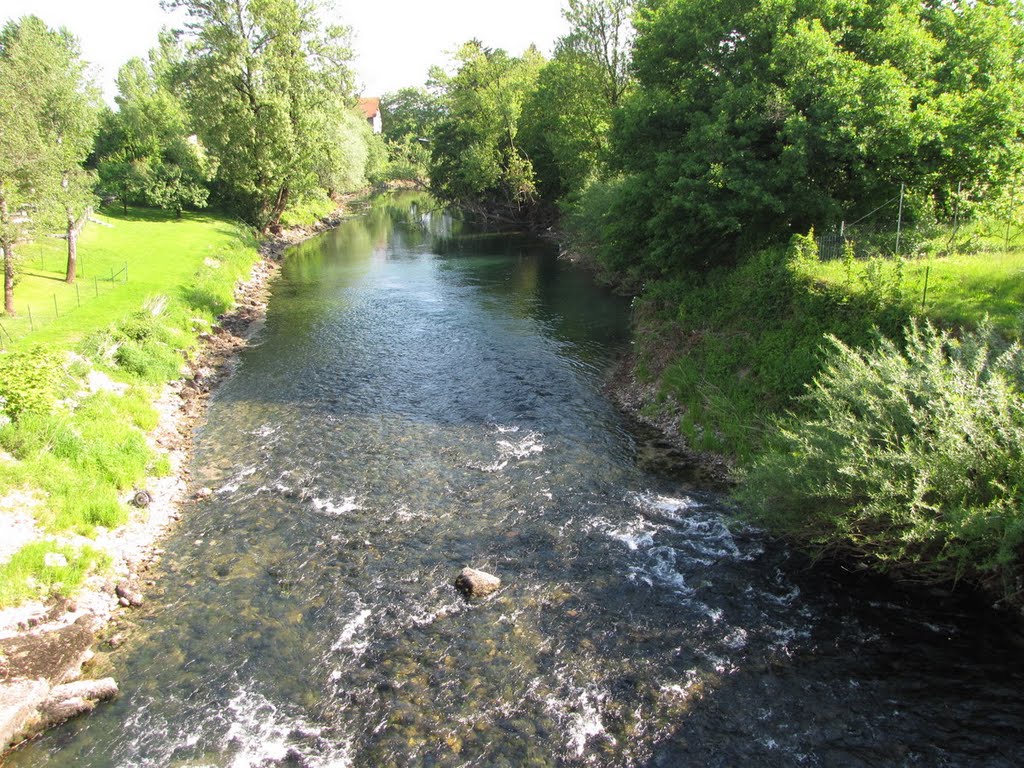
10,194,1024,767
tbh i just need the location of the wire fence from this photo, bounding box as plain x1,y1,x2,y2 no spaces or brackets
0,264,129,350
1,210,129,348
816,183,1024,262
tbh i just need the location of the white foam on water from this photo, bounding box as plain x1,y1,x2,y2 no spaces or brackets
311,496,361,516
661,669,703,702
331,606,373,655
640,546,693,594
251,424,279,439
474,430,545,472
589,514,662,551
221,688,353,768
722,627,749,650
497,432,545,459
635,493,703,518
544,684,616,760
217,466,258,494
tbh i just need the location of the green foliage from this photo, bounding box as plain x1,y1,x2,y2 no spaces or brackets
644,245,909,459
429,41,545,218
168,0,358,232
279,191,337,229
381,86,442,146
738,322,1024,597
0,347,63,418
0,541,109,607
520,0,634,204
0,14,100,313
603,0,1024,278
94,37,213,217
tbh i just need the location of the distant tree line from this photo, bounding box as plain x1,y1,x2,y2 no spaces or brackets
388,0,1024,280
0,0,383,316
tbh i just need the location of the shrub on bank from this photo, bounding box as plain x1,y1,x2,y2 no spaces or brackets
638,244,909,459
738,322,1024,598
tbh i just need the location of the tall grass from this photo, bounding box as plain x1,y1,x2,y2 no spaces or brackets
0,541,110,606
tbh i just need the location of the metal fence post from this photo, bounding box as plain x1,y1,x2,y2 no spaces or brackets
895,183,905,257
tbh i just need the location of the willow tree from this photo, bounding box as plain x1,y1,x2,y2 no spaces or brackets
166,0,356,232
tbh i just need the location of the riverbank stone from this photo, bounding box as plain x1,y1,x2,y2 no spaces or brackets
115,581,144,608
454,568,501,599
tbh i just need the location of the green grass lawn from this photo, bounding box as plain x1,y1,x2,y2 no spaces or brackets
803,248,1024,338
2,206,253,349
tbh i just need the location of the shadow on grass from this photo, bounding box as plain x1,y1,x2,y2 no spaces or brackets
179,285,230,317
18,270,70,283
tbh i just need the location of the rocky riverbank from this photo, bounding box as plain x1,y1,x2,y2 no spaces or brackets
0,207,347,755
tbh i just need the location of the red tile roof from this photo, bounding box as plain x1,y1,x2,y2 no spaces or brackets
357,97,380,119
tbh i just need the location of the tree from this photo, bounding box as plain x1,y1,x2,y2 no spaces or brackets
520,0,634,203
428,41,545,221
379,86,442,182
381,86,442,145
605,0,1024,276
166,0,357,232
561,0,634,108
96,37,214,218
0,16,97,311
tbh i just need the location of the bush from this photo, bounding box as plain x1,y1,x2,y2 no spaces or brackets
0,347,63,418
644,245,909,459
737,321,1024,597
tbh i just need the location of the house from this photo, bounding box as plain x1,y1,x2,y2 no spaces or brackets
357,97,382,134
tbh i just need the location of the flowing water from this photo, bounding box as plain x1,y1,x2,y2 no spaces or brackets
11,195,1024,767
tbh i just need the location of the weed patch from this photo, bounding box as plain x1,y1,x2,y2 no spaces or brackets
0,541,110,607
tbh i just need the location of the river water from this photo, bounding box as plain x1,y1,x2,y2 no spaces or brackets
11,195,1024,767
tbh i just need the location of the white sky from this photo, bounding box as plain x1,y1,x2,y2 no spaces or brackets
1,0,570,104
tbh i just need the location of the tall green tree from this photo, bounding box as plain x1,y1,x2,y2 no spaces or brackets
0,16,98,312
520,0,634,203
166,0,356,232
606,0,1024,276
96,36,214,218
381,86,442,145
379,86,442,182
428,41,545,220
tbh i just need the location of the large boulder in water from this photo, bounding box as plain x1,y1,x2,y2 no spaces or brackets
454,567,501,599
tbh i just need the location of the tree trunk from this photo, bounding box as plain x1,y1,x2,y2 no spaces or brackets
264,186,290,234
3,241,15,316
0,191,14,316
65,209,77,284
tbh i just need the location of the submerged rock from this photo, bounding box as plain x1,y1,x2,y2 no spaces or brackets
38,678,118,728
454,567,501,599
